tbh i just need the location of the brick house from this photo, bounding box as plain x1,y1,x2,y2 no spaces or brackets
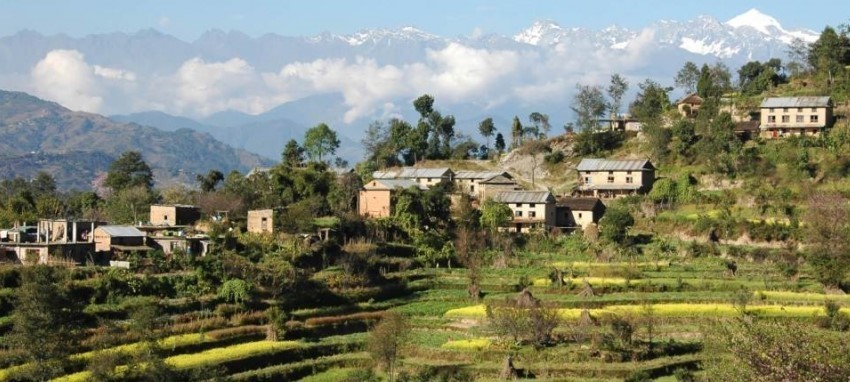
358,179,427,218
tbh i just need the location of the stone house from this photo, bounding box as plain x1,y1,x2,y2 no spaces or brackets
555,197,606,230
93,226,147,253
149,204,201,226
676,93,703,118
575,158,655,198
759,96,833,138
358,179,427,218
247,209,279,234
491,191,557,233
453,171,519,200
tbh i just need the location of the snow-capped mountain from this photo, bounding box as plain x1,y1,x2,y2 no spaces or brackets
726,8,819,44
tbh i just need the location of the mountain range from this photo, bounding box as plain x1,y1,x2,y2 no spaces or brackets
0,8,827,176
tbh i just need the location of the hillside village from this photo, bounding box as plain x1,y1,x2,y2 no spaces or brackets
0,18,848,382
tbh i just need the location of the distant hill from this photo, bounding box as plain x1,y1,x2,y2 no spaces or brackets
0,90,273,190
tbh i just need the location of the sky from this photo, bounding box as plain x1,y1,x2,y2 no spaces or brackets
0,0,846,40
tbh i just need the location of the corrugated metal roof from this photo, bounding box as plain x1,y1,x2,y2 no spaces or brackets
760,96,831,108
372,170,398,179
366,179,427,190
97,226,144,237
557,197,603,210
397,167,452,178
576,158,653,172
454,171,507,180
480,174,516,184
492,191,554,204
577,184,641,191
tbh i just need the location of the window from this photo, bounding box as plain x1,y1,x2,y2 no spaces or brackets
608,171,614,175
781,115,790,123
769,108,774,113
811,115,819,123
796,115,804,123
163,215,168,222
529,203,536,208
585,171,591,175
607,176,614,183
768,115,776,123
516,203,522,207
783,108,789,112
515,210,523,217
529,211,536,218
626,177,634,184
260,217,268,230
578,213,583,219
584,177,592,184
470,185,475,192
626,171,632,175
427,178,432,182
798,107,803,112
812,107,817,112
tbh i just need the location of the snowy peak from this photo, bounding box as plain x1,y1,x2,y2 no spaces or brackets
726,8,782,35
513,20,564,45
725,8,818,43
341,26,440,46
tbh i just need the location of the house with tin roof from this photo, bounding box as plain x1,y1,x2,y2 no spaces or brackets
491,190,557,233
575,158,655,198
759,96,833,138
373,167,454,188
93,226,148,254
358,179,428,218
555,197,606,230
453,171,520,200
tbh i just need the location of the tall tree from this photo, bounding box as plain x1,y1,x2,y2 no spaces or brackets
494,133,506,154
528,112,550,139
510,116,524,149
804,192,850,288
607,74,629,118
303,123,340,163
674,61,700,93
571,84,608,133
629,79,671,121
104,151,153,192
281,139,305,168
196,169,224,192
367,312,410,382
808,26,850,84
478,117,496,149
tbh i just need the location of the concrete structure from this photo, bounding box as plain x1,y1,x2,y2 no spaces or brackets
555,197,606,230
575,159,655,198
149,204,201,226
454,171,518,199
491,191,557,233
373,167,454,188
759,96,833,138
0,219,104,265
136,225,209,257
93,226,147,253
676,93,703,118
247,209,278,234
600,117,642,132
358,179,427,218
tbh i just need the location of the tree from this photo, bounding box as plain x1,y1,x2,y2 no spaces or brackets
520,140,551,188
607,74,629,118
303,123,340,163
9,266,81,381
571,84,608,132
478,117,496,150
804,192,850,287
494,133,506,154
629,79,670,122
218,278,252,304
528,112,550,139
510,115,524,149
786,38,812,76
104,151,153,191
599,204,634,244
368,312,410,382
196,169,224,192
281,139,305,168
674,61,700,93
486,290,561,347
808,26,850,83
479,198,513,235
104,185,157,224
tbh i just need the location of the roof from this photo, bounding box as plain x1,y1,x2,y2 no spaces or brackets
365,179,428,190
492,191,554,204
676,93,703,105
734,120,760,132
576,158,654,172
151,204,198,209
97,226,145,237
110,245,153,251
557,197,603,211
480,174,516,184
760,96,832,108
373,167,452,180
454,171,509,180
577,184,642,191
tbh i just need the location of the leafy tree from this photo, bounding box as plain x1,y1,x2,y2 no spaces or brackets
104,151,153,191
510,115,524,149
808,26,850,83
571,84,608,132
478,117,496,150
479,198,513,234
31,171,57,197
804,192,850,287
368,312,410,382
9,266,81,381
303,123,340,163
196,169,224,192
104,185,157,224
675,61,700,93
494,132,506,154
520,140,551,188
599,204,634,244
218,278,252,304
786,38,812,76
528,112,550,139
282,139,305,168
629,79,670,122
607,74,629,118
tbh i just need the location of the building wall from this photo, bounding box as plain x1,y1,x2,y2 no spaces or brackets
579,170,653,191
358,189,392,218
150,205,200,226
504,201,555,232
760,106,832,139
247,209,275,234
414,175,450,188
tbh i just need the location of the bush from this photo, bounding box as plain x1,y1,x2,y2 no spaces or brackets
544,150,565,164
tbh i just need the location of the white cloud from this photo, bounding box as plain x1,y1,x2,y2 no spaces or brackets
94,65,137,81
158,16,171,27
31,50,104,112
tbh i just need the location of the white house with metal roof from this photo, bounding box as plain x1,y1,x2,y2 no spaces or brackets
491,190,557,232
372,167,453,188
575,158,655,198
759,96,833,138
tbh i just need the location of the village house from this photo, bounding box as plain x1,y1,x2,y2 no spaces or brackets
453,171,519,200
491,190,557,233
759,96,833,138
372,167,454,188
555,197,606,230
599,116,642,132
358,179,427,218
575,158,655,198
676,93,703,118
0,219,103,265
149,204,201,226
247,209,280,234
93,225,148,254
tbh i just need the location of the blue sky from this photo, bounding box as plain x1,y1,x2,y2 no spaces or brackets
0,0,845,39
